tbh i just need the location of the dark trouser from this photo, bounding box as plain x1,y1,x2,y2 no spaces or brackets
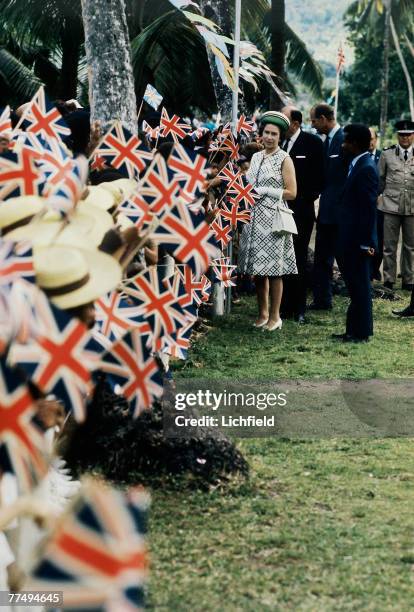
282,208,315,316
343,250,373,339
312,222,342,308
371,209,384,280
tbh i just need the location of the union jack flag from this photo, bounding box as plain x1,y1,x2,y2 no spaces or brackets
0,106,12,138
168,144,208,198
210,212,232,250
159,108,191,142
28,478,150,610
45,155,88,216
0,149,44,200
163,319,194,361
177,264,209,307
37,135,74,188
20,86,71,141
236,114,255,137
98,329,163,415
337,43,346,74
122,268,188,351
168,270,198,322
138,156,180,215
217,164,242,190
190,126,210,141
210,132,239,160
211,257,238,287
0,241,35,286
200,273,212,302
118,194,154,231
227,174,258,209
142,120,160,141
94,122,152,180
10,294,93,422
90,154,107,171
143,84,163,110
154,199,221,278
0,359,47,492
218,198,251,230
95,291,151,343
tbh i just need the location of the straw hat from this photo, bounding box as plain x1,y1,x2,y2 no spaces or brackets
8,204,114,247
81,186,117,212
100,178,138,203
0,196,45,236
34,245,122,309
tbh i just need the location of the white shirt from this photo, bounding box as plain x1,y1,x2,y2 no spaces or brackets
283,128,301,154
348,151,369,176
328,124,341,141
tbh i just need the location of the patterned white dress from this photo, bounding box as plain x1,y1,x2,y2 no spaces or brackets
238,149,298,276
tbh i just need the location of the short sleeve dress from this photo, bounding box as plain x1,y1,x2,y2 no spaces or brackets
238,148,298,277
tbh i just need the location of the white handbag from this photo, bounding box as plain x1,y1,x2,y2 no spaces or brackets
272,191,298,236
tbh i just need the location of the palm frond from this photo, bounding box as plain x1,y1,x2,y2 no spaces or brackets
285,25,323,97
131,9,216,114
0,47,43,97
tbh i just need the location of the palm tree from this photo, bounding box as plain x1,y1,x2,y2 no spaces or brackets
269,0,286,108
81,0,137,133
347,0,414,134
0,0,84,99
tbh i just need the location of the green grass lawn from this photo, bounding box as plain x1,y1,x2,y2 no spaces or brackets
148,295,414,611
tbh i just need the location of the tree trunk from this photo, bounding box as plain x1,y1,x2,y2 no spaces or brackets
81,0,138,134
198,0,233,121
379,0,391,138
269,0,286,110
391,22,414,120
59,22,81,100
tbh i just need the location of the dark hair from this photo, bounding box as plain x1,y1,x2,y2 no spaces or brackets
343,123,371,151
89,168,125,185
290,109,303,124
240,142,262,161
258,122,286,141
312,104,335,120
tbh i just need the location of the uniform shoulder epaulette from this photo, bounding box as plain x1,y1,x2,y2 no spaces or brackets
383,145,396,151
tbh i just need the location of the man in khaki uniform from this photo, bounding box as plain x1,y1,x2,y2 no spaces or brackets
378,120,414,290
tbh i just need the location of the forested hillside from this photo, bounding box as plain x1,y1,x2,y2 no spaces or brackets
285,0,353,66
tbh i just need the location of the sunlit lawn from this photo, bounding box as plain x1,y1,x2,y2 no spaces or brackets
149,294,414,611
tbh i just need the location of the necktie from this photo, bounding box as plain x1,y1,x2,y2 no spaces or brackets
283,139,290,152
324,136,331,153
404,150,408,162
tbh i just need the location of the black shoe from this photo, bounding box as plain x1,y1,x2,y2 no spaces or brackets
295,314,307,325
343,336,369,343
308,302,332,311
401,283,414,291
392,306,414,317
383,281,394,290
331,332,351,341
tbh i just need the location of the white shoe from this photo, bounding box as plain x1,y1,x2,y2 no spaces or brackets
264,319,283,331
253,318,269,328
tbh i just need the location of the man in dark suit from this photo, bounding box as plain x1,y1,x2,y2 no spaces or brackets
369,127,383,281
333,124,379,342
308,104,349,310
280,106,325,323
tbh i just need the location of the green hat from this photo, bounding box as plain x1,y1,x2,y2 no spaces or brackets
260,111,290,131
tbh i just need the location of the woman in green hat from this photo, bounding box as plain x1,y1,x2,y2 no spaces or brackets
238,111,298,331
